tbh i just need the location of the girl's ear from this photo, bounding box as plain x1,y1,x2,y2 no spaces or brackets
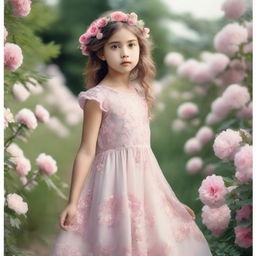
96,50,106,61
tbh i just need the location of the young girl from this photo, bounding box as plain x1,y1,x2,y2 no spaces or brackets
51,10,212,256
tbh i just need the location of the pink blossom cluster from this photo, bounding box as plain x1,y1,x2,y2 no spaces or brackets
6,193,28,215
12,82,30,102
4,107,14,129
206,84,250,125
79,11,150,56
164,52,184,67
36,153,58,176
15,108,38,129
177,102,198,120
234,226,252,248
221,0,248,19
9,0,32,17
186,157,203,173
4,43,23,72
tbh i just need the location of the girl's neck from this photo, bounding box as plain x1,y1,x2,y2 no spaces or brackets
102,72,131,89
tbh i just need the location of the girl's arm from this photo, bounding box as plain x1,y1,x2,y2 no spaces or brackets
67,99,103,207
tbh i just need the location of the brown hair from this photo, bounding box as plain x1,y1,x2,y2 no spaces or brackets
83,12,156,117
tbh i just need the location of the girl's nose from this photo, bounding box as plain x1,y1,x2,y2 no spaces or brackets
121,47,129,58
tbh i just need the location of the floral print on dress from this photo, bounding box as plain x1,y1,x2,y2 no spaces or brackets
98,195,121,227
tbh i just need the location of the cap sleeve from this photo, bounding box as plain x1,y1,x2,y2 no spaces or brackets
78,86,108,112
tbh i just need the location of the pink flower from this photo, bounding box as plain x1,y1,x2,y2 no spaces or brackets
11,156,31,176
206,53,230,76
205,112,224,125
234,144,252,182
95,17,108,28
15,108,38,129
4,26,8,42
110,11,128,22
222,84,250,109
195,126,214,145
221,0,247,19
203,164,215,176
6,143,24,158
4,43,23,72
164,52,184,67
236,102,252,119
234,226,252,248
88,24,99,36
235,170,251,183
213,128,242,160
35,104,50,123
211,97,230,119
12,82,30,102
201,204,231,237
177,59,200,79
186,157,203,173
198,174,228,208
214,23,248,56
9,0,32,17
79,33,90,44
236,205,252,222
177,102,199,120
4,107,14,128
190,63,213,84
96,32,103,40
216,67,247,86
20,176,38,191
184,138,202,154
127,12,138,25
143,27,150,38
6,193,28,215
36,153,57,175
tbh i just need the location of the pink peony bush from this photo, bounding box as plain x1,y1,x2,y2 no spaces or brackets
184,138,202,154
221,0,248,19
177,59,199,79
195,126,214,145
186,157,203,173
177,102,199,120
9,0,32,17
234,226,252,248
35,104,50,123
4,43,23,72
11,156,31,176
36,153,57,175
201,204,231,237
214,23,248,56
6,193,28,215
15,108,38,129
198,174,228,208
213,128,242,160
236,205,252,222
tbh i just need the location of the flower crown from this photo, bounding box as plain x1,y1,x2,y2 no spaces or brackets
78,11,150,56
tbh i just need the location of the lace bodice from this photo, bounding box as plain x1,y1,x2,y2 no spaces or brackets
78,83,151,155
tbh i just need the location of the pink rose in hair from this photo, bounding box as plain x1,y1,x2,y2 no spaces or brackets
35,104,50,123
214,23,248,56
12,82,30,102
11,156,31,176
36,153,57,175
201,204,231,237
127,12,138,25
79,33,90,44
195,126,214,145
96,32,103,40
177,102,199,120
236,205,252,222
213,128,242,160
198,174,228,208
184,138,202,154
4,43,23,72
221,0,247,19
6,193,28,215
95,17,108,28
15,108,38,129
9,0,32,17
222,84,250,110
110,11,128,22
88,24,99,37
234,226,252,248
186,157,203,173
143,27,150,38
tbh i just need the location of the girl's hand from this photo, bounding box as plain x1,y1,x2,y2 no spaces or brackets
183,204,196,220
59,203,78,231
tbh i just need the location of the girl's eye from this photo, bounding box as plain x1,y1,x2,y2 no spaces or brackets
128,43,136,47
110,45,119,49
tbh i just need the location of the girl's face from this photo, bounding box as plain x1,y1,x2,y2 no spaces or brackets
100,27,140,75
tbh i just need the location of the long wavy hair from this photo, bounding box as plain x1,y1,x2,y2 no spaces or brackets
83,11,156,117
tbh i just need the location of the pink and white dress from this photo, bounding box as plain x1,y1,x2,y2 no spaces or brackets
51,83,213,256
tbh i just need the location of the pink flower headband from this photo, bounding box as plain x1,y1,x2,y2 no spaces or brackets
78,11,150,56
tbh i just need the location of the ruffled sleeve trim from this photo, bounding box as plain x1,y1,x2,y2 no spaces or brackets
78,87,108,112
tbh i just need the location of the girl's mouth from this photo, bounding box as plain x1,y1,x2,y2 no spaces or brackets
121,61,131,65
